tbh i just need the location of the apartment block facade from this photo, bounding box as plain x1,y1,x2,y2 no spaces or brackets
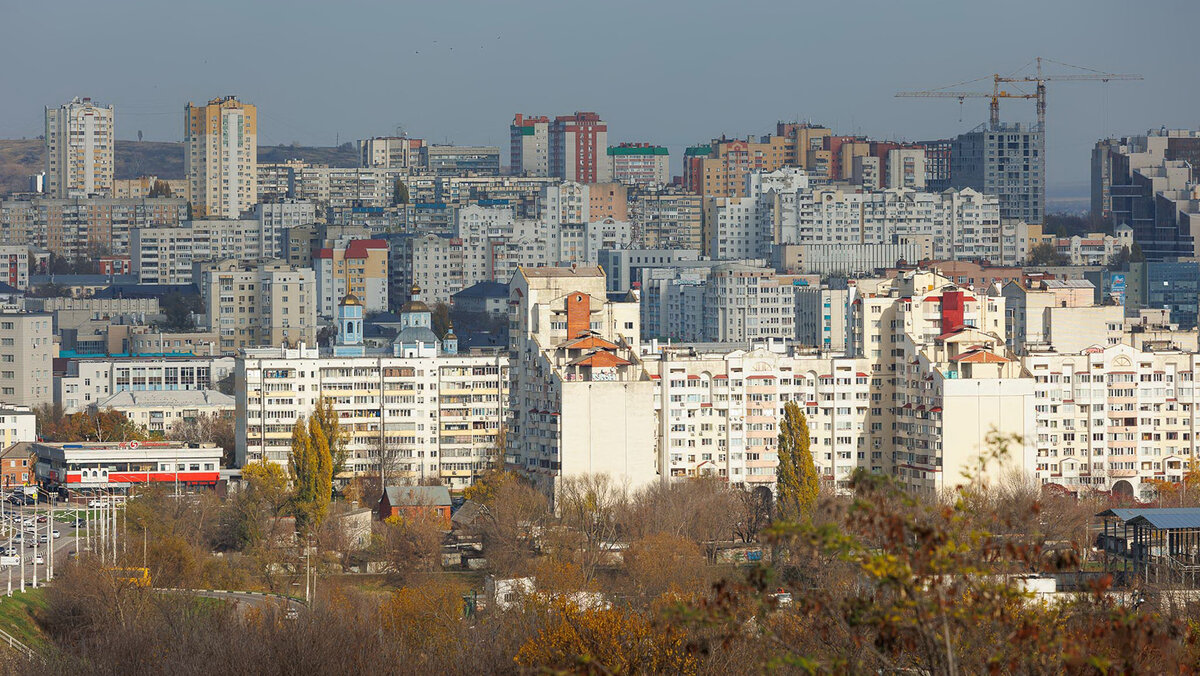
0,197,187,260
510,114,550,176
608,143,669,186
314,239,389,318
185,96,258,218
45,97,115,198
0,313,54,409
237,345,508,486
195,258,317,351
506,266,653,495
549,112,609,183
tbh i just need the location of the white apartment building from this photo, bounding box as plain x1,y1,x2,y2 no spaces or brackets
96,389,234,435
710,167,1007,264
0,406,36,447
1025,345,1200,499
58,356,235,413
886,148,927,189
702,264,803,343
130,220,265,284
795,286,851,353
185,96,257,219
507,266,654,496
511,115,550,176
541,182,591,224
0,313,54,409
359,136,424,169
45,97,114,199
194,258,317,351
607,144,670,186
237,340,508,487
645,347,872,487
253,200,316,259
1000,279,1123,355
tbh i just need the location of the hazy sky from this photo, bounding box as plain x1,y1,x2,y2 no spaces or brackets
2,0,1197,195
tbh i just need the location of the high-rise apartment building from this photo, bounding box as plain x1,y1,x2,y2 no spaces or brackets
184,96,258,218
506,266,653,495
0,312,54,409
549,112,610,183
1094,129,1200,260
237,297,507,486
628,185,704,251
422,145,501,176
314,239,389,318
44,97,115,199
510,114,550,176
607,143,669,185
359,136,426,169
195,258,317,351
950,122,1044,224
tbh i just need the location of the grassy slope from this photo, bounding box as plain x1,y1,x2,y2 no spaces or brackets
0,140,359,196
0,586,48,651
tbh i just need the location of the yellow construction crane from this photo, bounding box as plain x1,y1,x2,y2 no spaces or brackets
896,57,1143,130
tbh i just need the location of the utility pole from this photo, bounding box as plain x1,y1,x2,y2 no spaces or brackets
31,501,38,589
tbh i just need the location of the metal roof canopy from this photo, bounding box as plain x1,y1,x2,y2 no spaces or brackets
1097,508,1200,529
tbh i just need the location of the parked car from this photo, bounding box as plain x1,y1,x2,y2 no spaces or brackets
87,500,104,508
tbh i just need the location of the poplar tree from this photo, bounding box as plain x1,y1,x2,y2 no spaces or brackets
288,416,317,528
311,417,333,523
311,397,348,477
776,401,819,522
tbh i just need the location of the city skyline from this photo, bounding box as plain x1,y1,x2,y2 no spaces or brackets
2,0,1197,196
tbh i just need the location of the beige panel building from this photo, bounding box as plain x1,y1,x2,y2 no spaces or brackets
0,313,55,408
45,97,114,198
507,266,654,496
185,96,257,218
194,258,316,351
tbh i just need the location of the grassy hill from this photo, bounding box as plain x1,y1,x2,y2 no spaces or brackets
0,139,359,196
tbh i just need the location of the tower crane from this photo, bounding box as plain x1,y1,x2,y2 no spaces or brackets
896,57,1142,130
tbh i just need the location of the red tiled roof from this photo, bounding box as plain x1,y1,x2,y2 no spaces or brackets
951,350,1011,364
344,239,388,258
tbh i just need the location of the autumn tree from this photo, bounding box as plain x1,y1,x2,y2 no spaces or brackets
392,179,409,206
379,578,468,658
466,471,549,576
36,404,150,443
310,397,349,479
169,413,236,467
776,401,818,522
624,533,707,600
310,418,333,523
733,485,773,543
515,598,698,674
373,513,444,584
1027,241,1069,266
555,473,626,582
288,416,319,529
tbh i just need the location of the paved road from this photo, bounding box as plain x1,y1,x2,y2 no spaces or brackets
156,588,306,618
0,497,116,587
